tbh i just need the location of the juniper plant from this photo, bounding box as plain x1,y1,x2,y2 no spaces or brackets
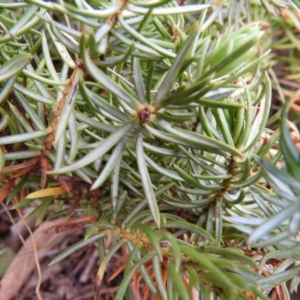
1,0,300,299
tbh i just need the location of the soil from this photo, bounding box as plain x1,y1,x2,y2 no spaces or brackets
0,210,123,300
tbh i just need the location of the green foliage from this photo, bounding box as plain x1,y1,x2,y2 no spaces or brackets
1,0,300,299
